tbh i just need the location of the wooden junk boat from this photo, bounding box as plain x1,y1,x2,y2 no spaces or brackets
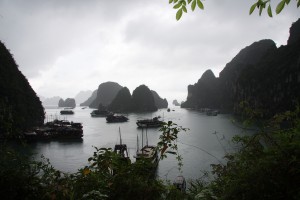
134,128,158,165
136,117,164,128
114,127,130,161
23,119,83,141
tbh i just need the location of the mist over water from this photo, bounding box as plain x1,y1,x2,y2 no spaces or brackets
28,106,247,181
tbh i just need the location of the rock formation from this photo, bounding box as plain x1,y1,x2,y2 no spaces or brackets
182,18,300,117
151,90,168,109
80,89,97,107
108,87,133,112
0,41,44,137
173,100,180,106
131,85,157,112
89,82,122,109
58,98,76,108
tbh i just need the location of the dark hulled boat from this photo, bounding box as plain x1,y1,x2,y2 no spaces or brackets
23,119,83,141
136,117,164,128
106,114,128,123
90,110,113,117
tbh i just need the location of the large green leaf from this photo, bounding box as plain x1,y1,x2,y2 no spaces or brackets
267,4,273,17
249,3,257,15
191,0,196,11
276,0,285,14
182,5,187,13
197,0,204,9
173,3,182,9
176,8,183,20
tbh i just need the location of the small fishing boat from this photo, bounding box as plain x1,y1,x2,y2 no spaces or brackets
136,117,164,128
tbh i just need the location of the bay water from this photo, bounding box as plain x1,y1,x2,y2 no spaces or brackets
27,106,247,182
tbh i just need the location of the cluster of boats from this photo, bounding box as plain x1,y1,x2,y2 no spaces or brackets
23,119,83,141
47,108,186,191
89,109,165,127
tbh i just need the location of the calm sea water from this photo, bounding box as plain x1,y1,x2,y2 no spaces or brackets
26,106,247,181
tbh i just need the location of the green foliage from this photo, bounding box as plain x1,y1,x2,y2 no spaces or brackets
168,0,299,20
249,0,300,17
188,108,300,199
169,0,204,20
0,121,188,199
0,145,71,199
158,121,188,172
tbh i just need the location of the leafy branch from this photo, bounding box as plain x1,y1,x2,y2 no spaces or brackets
168,0,300,20
169,0,204,20
158,121,188,172
250,0,300,17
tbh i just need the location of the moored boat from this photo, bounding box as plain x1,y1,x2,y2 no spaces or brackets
23,119,83,141
60,109,74,115
90,110,112,117
114,127,130,161
106,114,128,123
136,117,164,128
135,145,158,164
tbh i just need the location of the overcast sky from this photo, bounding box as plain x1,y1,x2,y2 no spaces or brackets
0,0,299,103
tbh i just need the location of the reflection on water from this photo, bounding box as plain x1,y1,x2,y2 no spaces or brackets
27,107,248,181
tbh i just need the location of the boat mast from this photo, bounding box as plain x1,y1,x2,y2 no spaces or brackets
119,127,122,145
146,128,148,146
136,135,139,153
142,128,144,154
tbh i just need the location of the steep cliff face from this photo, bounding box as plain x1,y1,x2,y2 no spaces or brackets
132,85,157,112
235,23,300,116
0,41,44,137
89,82,122,108
151,90,168,109
80,89,97,107
108,87,133,112
219,39,277,112
181,69,220,109
182,18,300,116
287,18,300,45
